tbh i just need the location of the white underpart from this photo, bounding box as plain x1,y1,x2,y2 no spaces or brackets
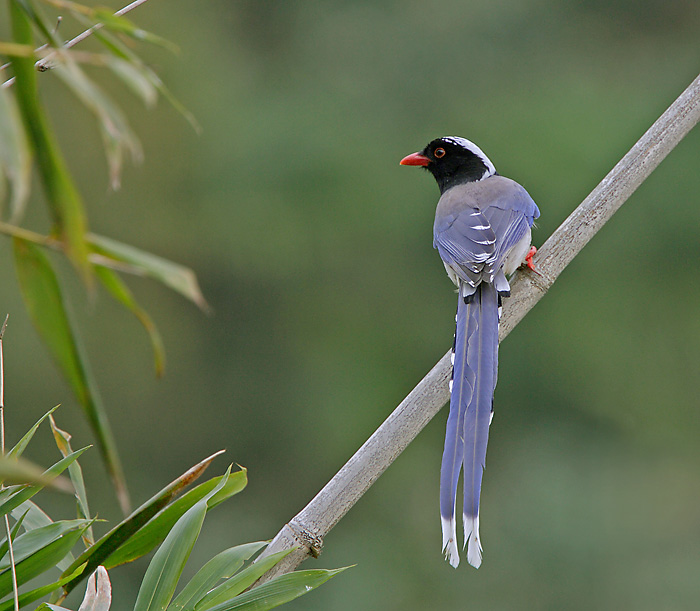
441,136,497,180
463,513,483,568
503,227,532,276
441,516,460,568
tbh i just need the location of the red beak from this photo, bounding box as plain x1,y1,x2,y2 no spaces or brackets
400,152,430,166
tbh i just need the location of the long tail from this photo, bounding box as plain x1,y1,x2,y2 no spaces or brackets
440,282,499,569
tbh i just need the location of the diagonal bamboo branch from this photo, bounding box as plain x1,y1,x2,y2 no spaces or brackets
254,71,700,580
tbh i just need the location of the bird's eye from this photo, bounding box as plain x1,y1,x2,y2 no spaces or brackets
434,147,446,158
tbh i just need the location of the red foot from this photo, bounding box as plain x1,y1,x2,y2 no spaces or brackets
524,246,539,273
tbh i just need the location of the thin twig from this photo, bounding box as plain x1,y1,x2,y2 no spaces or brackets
0,316,20,611
253,71,700,581
1,0,154,88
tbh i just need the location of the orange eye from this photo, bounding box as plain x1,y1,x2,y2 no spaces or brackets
434,147,446,158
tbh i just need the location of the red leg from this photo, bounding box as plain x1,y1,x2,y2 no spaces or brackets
524,246,538,272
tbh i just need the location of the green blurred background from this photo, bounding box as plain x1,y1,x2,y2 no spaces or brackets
2,0,700,609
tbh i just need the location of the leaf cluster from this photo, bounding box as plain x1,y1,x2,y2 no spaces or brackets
0,410,345,611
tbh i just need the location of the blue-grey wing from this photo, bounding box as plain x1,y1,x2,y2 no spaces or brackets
434,177,540,286
433,208,496,288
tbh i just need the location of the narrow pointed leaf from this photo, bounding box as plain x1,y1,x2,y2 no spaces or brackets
11,500,53,532
134,502,207,611
14,496,78,573
0,523,87,598
13,237,128,513
194,549,296,610
94,265,165,376
199,568,348,611
168,542,266,611
9,1,91,278
62,451,224,595
7,405,60,459
0,447,88,518
88,234,209,311
50,415,94,545
105,468,246,569
134,469,231,611
0,519,90,571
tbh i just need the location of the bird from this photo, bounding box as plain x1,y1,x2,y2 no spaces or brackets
400,136,540,569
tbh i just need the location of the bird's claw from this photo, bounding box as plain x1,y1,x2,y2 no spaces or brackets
524,246,541,275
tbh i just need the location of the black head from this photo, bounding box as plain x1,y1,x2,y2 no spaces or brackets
400,136,496,193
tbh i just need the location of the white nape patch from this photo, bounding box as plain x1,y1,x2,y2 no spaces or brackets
463,514,482,569
441,516,460,568
441,136,497,180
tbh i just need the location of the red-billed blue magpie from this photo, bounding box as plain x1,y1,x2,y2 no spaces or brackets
401,136,540,568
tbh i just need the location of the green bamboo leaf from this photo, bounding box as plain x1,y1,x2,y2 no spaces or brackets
50,415,94,545
0,567,82,611
0,448,87,516
134,501,207,611
7,405,60,459
134,469,232,611
105,468,246,569
199,568,348,611
13,237,128,513
9,0,91,278
0,522,87,598
93,264,165,377
62,451,224,595
0,73,31,222
88,234,209,312
168,543,266,611
0,456,72,491
0,448,88,518
0,519,90,571
10,500,53,532
193,549,295,611
9,498,77,573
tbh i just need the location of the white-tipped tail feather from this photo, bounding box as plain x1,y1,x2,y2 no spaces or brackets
463,514,482,569
441,516,460,568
